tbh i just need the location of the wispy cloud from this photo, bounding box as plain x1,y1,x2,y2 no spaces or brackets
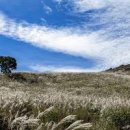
53,0,63,4
42,2,52,14
72,0,107,12
56,0,130,13
0,13,107,66
30,65,101,73
0,0,130,71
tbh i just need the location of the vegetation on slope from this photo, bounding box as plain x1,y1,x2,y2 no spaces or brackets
0,72,130,130
106,64,130,74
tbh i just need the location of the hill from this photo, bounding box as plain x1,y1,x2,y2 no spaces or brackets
106,64,130,74
0,72,130,130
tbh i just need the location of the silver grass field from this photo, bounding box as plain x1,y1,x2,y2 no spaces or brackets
0,72,130,130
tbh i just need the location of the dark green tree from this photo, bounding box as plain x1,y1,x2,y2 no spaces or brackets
0,56,17,74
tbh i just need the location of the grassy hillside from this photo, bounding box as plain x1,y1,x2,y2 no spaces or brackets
106,64,130,75
0,72,130,130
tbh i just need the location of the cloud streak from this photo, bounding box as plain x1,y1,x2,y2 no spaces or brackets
42,1,53,14
0,13,107,65
30,65,101,73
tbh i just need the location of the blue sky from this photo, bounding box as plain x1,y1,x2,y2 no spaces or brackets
0,0,130,72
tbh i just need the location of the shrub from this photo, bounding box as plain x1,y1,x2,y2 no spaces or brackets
103,107,130,130
7,73,26,82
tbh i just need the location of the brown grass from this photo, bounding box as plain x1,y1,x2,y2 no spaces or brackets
0,72,129,130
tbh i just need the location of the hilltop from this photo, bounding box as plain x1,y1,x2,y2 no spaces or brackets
106,64,130,74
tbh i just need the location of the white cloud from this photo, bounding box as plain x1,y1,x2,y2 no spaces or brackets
41,0,52,14
30,65,101,72
73,0,107,12
43,4,52,14
67,0,130,36
0,13,107,60
71,0,130,12
54,0,130,12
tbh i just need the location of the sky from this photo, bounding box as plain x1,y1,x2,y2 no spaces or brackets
0,0,130,72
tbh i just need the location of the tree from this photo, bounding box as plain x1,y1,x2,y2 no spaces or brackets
0,56,17,74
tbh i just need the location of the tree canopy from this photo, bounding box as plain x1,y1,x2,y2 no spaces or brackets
0,56,17,73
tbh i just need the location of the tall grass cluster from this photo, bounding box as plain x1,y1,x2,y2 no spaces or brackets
0,72,130,130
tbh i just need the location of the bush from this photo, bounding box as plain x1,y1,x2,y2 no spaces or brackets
103,107,130,130
7,73,26,82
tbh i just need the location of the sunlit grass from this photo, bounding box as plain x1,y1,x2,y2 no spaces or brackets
0,72,130,130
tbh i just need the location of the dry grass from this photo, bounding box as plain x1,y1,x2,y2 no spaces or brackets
0,72,130,130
